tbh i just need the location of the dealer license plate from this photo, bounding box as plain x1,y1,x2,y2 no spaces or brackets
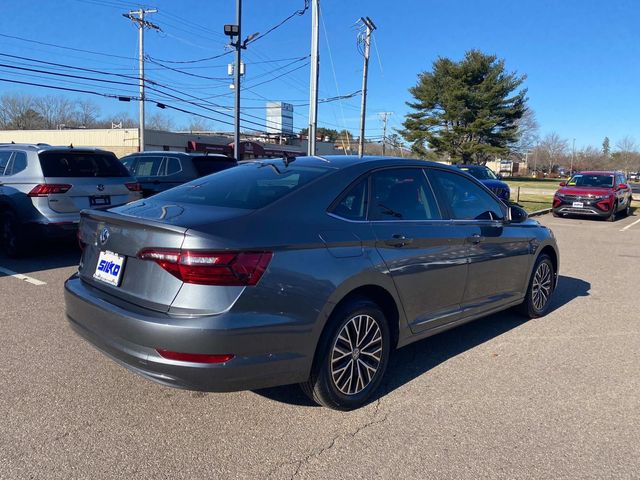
572,202,584,208
93,250,125,287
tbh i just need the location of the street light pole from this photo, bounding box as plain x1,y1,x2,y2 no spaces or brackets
571,138,575,174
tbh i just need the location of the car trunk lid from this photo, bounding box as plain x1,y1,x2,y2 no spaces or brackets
78,209,188,312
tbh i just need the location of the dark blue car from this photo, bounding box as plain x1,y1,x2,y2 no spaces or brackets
457,164,510,202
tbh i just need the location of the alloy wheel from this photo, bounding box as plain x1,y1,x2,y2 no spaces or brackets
330,314,383,396
531,262,553,311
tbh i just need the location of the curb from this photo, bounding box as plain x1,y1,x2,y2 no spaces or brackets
529,208,551,217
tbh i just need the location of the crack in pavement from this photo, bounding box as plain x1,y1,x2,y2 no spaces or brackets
267,399,389,480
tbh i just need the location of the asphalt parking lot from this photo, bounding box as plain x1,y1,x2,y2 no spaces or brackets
2,210,640,480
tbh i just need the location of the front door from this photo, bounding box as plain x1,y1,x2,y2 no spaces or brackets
369,167,469,333
427,168,532,313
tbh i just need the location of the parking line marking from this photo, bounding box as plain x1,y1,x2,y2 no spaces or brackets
621,217,640,232
0,267,47,286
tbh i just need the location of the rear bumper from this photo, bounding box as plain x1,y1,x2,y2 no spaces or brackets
64,275,313,392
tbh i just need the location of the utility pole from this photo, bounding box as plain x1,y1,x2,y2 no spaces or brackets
378,111,392,156
123,8,160,152
571,138,575,174
357,17,376,158
307,0,320,156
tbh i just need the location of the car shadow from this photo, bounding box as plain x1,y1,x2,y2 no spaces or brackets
0,241,80,276
253,275,591,408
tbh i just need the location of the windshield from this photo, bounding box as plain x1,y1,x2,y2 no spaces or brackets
459,166,498,180
39,151,130,178
567,174,614,188
154,160,332,210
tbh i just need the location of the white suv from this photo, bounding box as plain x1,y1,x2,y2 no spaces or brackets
0,144,142,256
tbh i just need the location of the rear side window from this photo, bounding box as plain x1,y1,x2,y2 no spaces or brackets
332,178,368,221
39,151,130,178
166,157,182,175
155,161,331,210
0,151,12,175
192,156,236,177
6,152,27,175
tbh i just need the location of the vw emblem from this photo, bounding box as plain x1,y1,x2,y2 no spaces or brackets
97,184,105,192
99,227,110,245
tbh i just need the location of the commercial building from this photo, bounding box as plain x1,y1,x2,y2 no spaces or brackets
0,128,342,158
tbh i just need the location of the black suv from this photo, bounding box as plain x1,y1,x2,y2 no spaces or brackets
120,151,237,197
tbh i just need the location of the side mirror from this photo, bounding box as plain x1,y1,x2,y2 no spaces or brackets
618,183,628,190
496,173,503,180
507,205,528,224
559,181,567,187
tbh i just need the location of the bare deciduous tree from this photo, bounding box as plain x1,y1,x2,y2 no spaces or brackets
537,132,568,173
146,112,175,131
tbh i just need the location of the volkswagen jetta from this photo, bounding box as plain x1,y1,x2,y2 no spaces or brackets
65,156,559,410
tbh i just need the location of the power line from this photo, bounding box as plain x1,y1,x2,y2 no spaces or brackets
0,76,137,100
147,50,232,65
248,1,309,45
0,33,137,61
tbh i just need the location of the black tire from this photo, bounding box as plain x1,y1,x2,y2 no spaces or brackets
518,253,555,319
300,298,391,411
624,199,631,217
1,211,26,258
607,202,618,222
552,210,560,218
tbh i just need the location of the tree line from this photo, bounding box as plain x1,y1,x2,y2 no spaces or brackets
0,93,209,132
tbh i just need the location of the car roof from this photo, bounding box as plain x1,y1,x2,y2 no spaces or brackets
121,151,233,159
577,171,619,175
246,155,454,171
0,143,115,154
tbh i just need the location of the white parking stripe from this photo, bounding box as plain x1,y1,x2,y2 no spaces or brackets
0,266,47,286
620,217,640,232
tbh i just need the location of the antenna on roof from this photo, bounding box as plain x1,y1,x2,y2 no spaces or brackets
69,143,74,149
11,140,15,144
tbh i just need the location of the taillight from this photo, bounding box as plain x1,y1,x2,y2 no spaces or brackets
138,249,273,286
28,184,72,196
156,349,234,364
125,182,141,192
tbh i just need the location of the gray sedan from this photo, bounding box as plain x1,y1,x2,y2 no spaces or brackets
65,156,559,410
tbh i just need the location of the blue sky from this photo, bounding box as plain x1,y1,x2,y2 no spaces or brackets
0,0,639,149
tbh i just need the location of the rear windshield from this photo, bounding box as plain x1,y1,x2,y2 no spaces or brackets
192,156,237,177
154,161,331,209
39,151,130,178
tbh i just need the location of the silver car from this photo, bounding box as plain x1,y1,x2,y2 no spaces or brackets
0,144,142,256
65,156,559,410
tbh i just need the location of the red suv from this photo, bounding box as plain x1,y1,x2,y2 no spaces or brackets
552,171,633,221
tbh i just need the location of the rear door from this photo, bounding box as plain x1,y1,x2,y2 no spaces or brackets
427,168,533,313
369,167,469,332
38,150,136,212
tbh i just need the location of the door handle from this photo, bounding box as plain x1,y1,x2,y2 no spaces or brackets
468,234,485,244
385,234,413,247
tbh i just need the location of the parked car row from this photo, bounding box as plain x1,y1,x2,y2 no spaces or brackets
0,144,143,256
0,144,237,257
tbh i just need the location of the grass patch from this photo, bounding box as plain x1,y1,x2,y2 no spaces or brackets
511,193,553,213
506,178,561,191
